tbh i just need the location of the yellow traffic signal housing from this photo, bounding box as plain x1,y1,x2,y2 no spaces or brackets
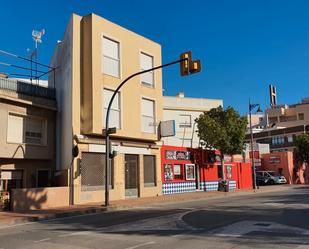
190,60,201,74
180,51,201,76
180,51,191,76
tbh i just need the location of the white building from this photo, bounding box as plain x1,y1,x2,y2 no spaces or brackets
162,92,223,148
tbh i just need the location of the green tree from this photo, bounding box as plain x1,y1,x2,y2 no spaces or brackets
195,106,248,179
294,134,309,164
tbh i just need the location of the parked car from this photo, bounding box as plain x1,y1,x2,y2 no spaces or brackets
256,171,287,185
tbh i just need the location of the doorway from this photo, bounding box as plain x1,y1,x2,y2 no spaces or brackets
125,154,139,198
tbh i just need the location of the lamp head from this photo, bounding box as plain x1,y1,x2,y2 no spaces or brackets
257,106,263,113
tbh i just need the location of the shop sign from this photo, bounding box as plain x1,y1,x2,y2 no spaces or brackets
185,164,195,180
0,171,22,180
173,165,181,175
166,150,191,160
269,156,280,164
164,164,173,181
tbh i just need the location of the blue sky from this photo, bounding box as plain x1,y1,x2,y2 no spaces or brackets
0,0,309,114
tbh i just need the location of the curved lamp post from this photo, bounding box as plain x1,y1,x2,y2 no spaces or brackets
104,52,201,207
249,99,262,190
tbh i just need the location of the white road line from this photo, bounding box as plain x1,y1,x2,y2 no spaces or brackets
124,241,155,249
33,238,50,243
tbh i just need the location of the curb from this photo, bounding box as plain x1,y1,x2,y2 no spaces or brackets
0,206,108,227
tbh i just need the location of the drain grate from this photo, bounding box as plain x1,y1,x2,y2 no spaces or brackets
254,223,271,227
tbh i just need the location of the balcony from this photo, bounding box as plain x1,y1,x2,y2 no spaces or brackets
0,77,55,100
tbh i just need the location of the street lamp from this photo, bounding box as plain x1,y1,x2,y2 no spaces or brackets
249,100,262,190
104,52,201,207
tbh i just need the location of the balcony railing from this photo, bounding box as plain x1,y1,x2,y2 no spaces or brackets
0,77,55,100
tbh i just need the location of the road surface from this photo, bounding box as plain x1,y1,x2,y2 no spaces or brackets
0,186,308,249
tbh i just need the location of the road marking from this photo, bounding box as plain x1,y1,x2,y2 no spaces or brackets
33,238,50,243
124,241,155,249
209,220,309,237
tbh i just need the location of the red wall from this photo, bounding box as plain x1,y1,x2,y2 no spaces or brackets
235,162,253,189
161,145,253,189
161,145,194,183
261,151,294,184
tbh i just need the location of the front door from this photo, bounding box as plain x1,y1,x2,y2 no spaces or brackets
125,154,139,198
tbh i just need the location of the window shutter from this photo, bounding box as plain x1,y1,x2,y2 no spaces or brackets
103,37,119,59
141,99,154,117
7,114,24,143
103,89,120,129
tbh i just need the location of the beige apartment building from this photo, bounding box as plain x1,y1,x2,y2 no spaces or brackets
0,76,56,208
246,97,309,152
162,92,223,148
50,13,163,204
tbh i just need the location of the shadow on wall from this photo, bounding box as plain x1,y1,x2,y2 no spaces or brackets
10,186,69,212
10,188,47,211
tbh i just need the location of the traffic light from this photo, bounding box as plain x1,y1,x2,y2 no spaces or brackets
190,59,201,74
180,51,201,76
180,51,191,76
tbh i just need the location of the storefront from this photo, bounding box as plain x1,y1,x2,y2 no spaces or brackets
161,145,252,195
161,146,197,194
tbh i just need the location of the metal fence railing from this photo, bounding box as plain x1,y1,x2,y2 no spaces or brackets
0,77,55,100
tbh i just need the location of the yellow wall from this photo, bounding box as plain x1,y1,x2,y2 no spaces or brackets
80,14,163,141
51,13,164,202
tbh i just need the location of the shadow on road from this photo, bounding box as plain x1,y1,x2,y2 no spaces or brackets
38,186,309,247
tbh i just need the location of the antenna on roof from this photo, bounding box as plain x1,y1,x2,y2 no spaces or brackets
30,29,45,84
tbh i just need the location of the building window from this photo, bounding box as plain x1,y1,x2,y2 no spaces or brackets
140,52,154,87
272,136,285,145
179,114,191,127
7,113,45,145
143,155,156,187
80,152,113,191
173,164,184,180
103,89,121,129
141,98,155,133
287,135,293,143
102,37,120,78
298,113,304,120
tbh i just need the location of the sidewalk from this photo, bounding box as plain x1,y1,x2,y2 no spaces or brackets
0,185,293,227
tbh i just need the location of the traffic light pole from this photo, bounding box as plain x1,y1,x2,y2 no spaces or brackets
104,57,188,207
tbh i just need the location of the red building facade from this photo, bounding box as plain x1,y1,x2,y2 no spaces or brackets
161,145,252,195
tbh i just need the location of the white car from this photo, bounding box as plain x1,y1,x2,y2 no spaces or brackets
256,171,287,185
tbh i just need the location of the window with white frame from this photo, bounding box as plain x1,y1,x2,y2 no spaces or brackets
179,114,191,127
140,52,154,87
7,113,45,145
272,136,285,145
141,98,155,133
102,37,120,77
103,89,121,129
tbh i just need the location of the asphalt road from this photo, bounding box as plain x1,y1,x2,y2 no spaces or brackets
1,186,309,249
